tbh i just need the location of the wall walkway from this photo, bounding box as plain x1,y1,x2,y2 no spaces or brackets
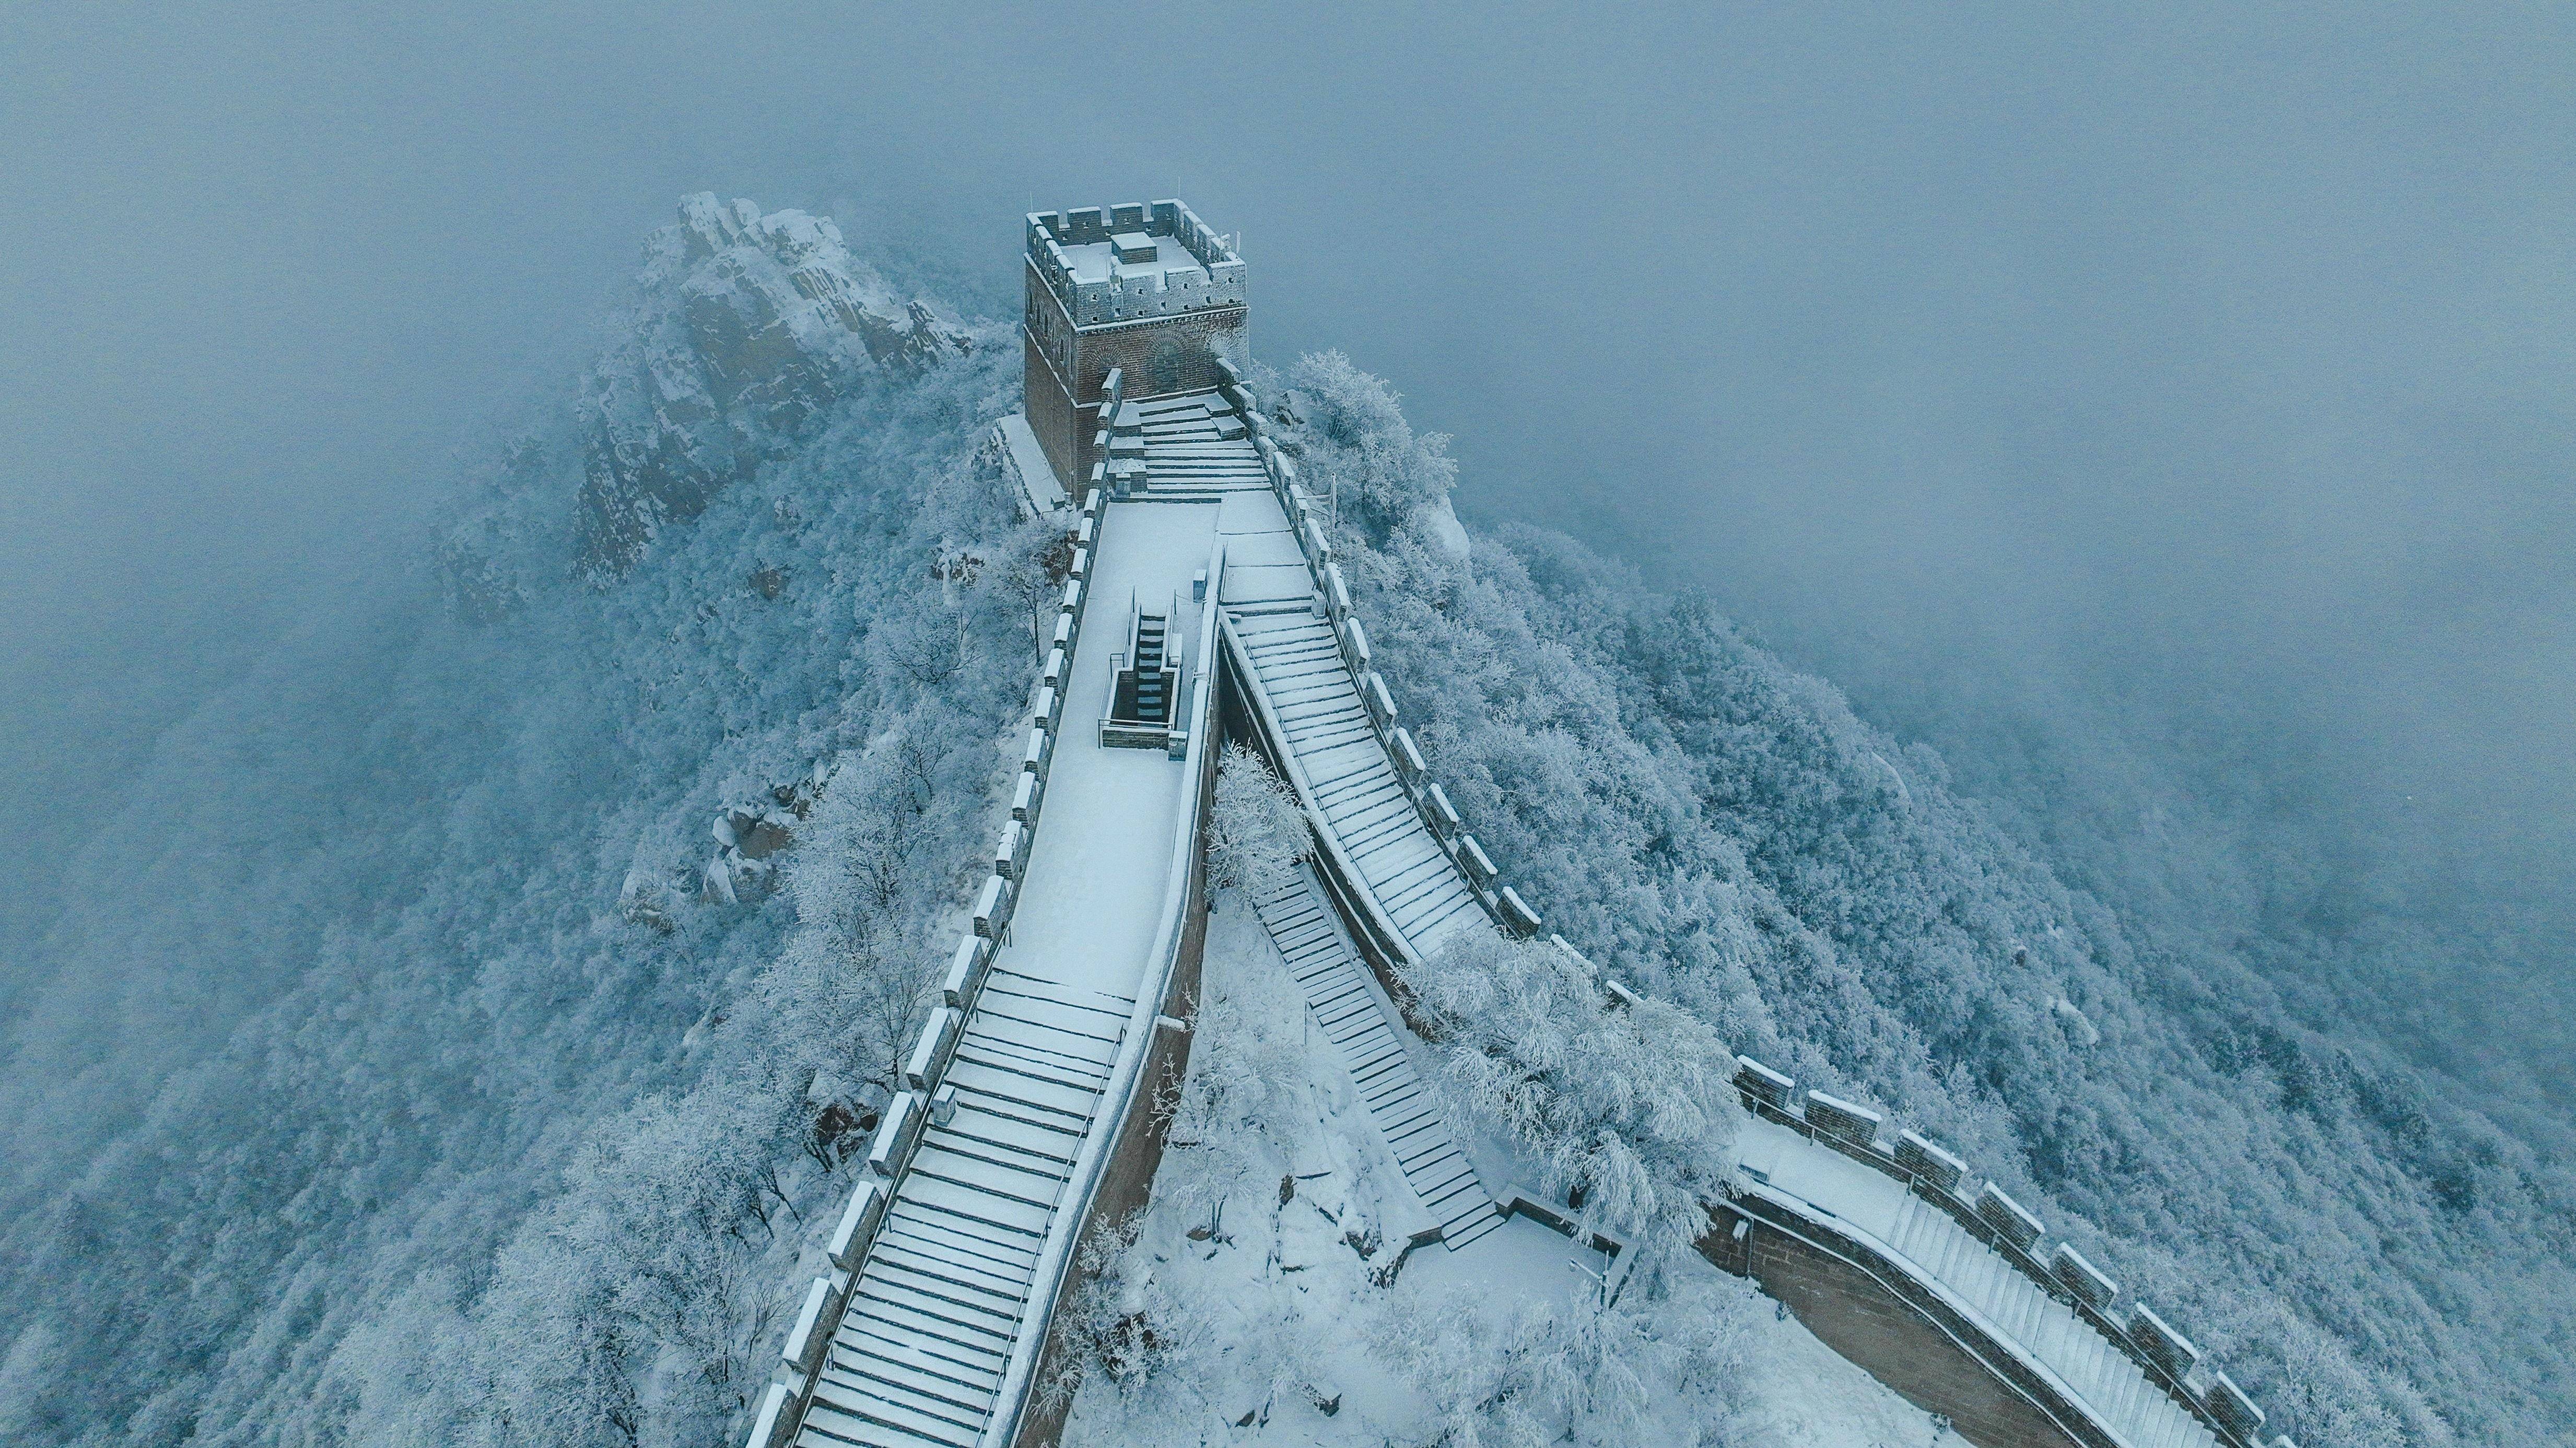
747,493,1225,1448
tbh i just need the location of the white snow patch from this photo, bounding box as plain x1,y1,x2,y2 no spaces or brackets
997,413,1068,515
1062,892,1946,1447
1421,493,1471,561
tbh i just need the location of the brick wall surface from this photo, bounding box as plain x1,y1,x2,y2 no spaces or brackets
1701,1204,2088,1448
1023,330,1081,494
1024,258,1245,491
1073,309,1245,404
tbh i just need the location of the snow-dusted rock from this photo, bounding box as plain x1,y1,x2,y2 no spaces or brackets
578,194,969,569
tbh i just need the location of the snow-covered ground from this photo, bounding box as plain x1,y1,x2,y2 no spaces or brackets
1061,893,1946,1448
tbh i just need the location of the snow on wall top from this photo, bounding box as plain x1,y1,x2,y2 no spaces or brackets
1027,199,1246,326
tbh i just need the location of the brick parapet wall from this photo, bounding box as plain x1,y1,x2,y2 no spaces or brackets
1026,200,1246,326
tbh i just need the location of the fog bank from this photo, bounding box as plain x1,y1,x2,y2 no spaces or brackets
6,2,2569,1097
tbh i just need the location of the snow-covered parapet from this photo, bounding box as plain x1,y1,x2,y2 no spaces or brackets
1802,1089,1884,1149
579,194,969,569
1222,351,1546,941
1975,1182,2046,1252
2127,1303,2202,1381
2049,1242,2119,1310
1027,200,1245,327
1894,1128,1966,1193
1727,1053,2290,1446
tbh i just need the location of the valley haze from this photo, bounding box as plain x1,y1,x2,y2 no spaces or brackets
2,6,2570,1447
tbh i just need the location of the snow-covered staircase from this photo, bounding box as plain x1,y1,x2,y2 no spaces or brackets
798,969,1135,1448
1251,872,1503,1250
1225,608,1486,958
1877,1192,2210,1447
1125,391,1269,500
1130,610,1169,725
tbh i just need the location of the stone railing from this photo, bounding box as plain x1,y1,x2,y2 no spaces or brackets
741,487,1128,1448
1724,1054,2288,1448
1211,357,1546,946
1025,200,1246,327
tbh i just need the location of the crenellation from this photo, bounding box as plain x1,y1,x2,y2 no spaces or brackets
904,1006,965,1091
825,1178,887,1273
1734,1055,1797,1109
864,1090,923,1179
781,1275,838,1380
1805,1089,1888,1149
1026,198,1247,328
2203,1371,2266,1440
940,934,988,1008
1975,1182,2046,1252
1895,1129,1968,1194
2127,1303,2202,1382
2048,1242,2120,1310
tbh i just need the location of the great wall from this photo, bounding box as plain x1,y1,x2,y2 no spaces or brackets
741,201,2302,1448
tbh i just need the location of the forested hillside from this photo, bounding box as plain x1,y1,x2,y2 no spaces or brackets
1267,351,2574,1445
0,203,2559,1447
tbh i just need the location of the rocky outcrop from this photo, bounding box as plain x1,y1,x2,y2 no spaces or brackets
579,194,968,571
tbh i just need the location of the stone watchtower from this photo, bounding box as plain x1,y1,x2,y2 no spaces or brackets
1020,201,1245,496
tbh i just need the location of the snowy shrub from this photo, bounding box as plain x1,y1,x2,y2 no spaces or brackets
1369,1275,1758,1448
1402,930,1743,1268
1281,350,1460,543
1145,970,1297,1239
1055,939,1330,1446
1206,742,1309,901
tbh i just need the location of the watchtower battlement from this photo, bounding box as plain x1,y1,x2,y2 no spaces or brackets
1026,201,1246,325
1022,198,1247,493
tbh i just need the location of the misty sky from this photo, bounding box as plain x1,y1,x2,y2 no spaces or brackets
7,4,2572,1079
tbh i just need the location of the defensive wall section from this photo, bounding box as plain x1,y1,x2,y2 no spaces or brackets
998,539,1227,1448
1707,1064,2286,1448
744,481,1229,1448
748,199,2305,1448
1203,361,1547,972
1198,355,2299,1448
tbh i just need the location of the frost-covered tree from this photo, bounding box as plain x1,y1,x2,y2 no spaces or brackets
1206,742,1309,901
1367,1269,1759,1446
1280,350,1460,544
1260,348,2564,1443
1402,929,1743,1270
991,516,1076,664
